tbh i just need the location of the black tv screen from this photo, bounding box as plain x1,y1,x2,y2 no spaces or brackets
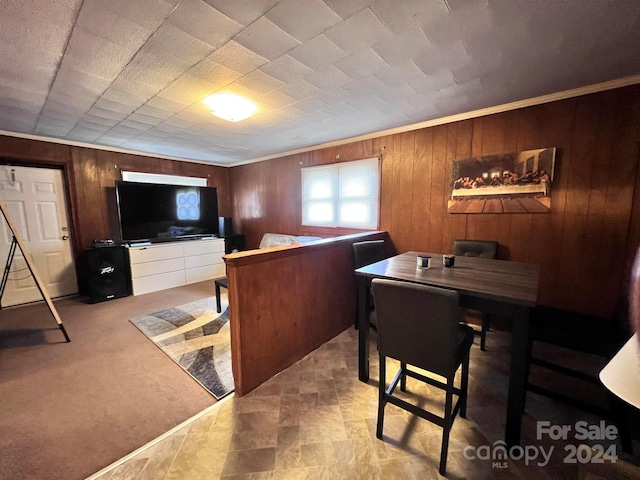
115,181,219,243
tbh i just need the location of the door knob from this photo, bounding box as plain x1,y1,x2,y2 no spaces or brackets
62,235,69,240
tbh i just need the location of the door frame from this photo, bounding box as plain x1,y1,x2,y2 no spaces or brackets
0,157,82,293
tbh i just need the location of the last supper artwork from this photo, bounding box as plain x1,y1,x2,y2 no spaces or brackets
448,147,556,214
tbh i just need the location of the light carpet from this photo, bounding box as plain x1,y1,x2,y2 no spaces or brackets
130,296,234,399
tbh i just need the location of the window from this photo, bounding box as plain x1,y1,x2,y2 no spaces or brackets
302,158,380,229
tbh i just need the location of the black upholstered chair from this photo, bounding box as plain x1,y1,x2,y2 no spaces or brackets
453,239,499,259
453,239,499,350
352,240,394,329
371,279,474,476
353,240,393,269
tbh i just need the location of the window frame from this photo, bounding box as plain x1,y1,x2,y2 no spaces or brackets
301,157,380,230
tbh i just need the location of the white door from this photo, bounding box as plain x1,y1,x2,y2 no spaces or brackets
0,166,78,306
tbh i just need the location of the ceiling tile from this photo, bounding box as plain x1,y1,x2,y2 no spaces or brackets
126,112,165,127
145,96,190,114
314,86,353,106
167,0,243,48
63,28,138,81
288,35,347,71
340,75,388,97
371,0,449,34
104,0,181,30
0,64,54,97
292,97,328,113
75,5,153,48
375,83,417,102
68,125,112,142
145,24,213,65
208,40,269,75
324,8,393,55
277,78,320,101
0,88,42,111
421,0,492,49
266,0,342,42
48,90,97,110
189,59,243,87
256,90,296,110
335,49,388,79
91,98,138,115
201,0,280,26
53,68,113,96
122,52,193,89
372,27,433,66
259,54,314,84
303,64,351,90
408,70,453,95
82,113,121,128
33,121,77,137
374,61,425,87
1,118,40,139
231,69,285,96
234,17,300,61
157,74,220,106
134,104,175,121
0,0,81,65
322,0,370,19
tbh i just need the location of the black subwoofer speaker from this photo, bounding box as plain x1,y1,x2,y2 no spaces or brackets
86,246,131,303
218,217,234,237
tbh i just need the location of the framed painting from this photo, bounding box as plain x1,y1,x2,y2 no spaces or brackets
448,147,556,214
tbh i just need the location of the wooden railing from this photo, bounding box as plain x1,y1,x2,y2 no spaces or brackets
223,231,390,395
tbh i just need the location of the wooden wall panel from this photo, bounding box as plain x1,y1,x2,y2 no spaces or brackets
410,128,433,251
230,85,640,319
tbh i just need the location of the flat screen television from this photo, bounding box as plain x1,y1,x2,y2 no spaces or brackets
115,181,219,244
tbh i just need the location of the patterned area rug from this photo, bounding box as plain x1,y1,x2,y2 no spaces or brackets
130,296,234,399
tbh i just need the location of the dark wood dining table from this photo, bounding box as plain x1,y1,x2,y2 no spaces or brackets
355,251,539,446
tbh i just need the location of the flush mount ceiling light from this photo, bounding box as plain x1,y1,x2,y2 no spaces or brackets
203,93,257,122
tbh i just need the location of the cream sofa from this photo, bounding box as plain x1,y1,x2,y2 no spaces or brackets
258,233,321,249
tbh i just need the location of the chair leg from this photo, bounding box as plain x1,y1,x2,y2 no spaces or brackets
480,312,490,351
460,354,470,418
439,377,454,476
215,282,222,313
376,355,386,439
400,362,407,392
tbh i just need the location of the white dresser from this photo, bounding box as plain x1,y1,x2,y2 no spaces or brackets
127,238,225,296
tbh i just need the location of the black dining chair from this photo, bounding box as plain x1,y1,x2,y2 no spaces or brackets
453,239,499,351
371,279,474,476
352,240,394,329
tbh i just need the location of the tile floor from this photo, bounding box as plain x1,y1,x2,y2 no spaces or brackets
89,327,639,479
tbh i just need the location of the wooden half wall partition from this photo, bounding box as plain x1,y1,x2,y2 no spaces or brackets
223,231,390,396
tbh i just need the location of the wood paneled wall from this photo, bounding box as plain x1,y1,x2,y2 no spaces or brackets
231,85,640,319
0,136,231,290
224,231,388,395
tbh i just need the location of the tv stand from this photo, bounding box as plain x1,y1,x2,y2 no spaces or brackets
127,238,225,295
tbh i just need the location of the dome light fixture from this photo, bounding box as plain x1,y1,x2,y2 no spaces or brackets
203,93,257,122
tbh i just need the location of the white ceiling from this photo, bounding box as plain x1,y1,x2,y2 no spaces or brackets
1,0,639,166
